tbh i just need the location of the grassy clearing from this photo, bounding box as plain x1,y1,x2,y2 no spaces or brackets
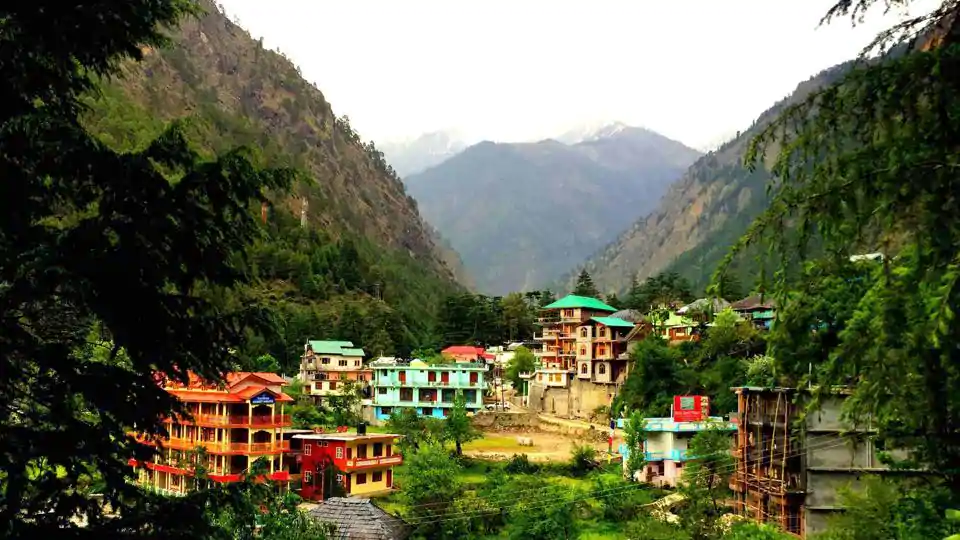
461,435,530,452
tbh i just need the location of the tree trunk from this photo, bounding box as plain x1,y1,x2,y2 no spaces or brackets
456,439,462,456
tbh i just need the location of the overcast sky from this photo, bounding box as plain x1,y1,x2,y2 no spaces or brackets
219,0,931,150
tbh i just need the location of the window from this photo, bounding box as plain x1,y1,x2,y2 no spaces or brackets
598,363,606,375
304,443,312,456
357,473,367,485
579,346,586,356
373,443,383,457
347,448,352,459
381,407,392,416
580,363,588,374
442,408,450,417
335,447,343,459
427,371,437,382
338,359,347,367
399,388,413,401
329,381,337,390
580,328,588,337
304,471,313,484
321,357,330,365
373,471,383,482
336,474,344,483
354,360,360,366
422,407,433,416
320,441,329,447
357,444,367,459
378,387,387,395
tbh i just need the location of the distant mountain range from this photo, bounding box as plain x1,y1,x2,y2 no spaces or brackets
379,131,468,177
402,125,702,295
565,63,853,295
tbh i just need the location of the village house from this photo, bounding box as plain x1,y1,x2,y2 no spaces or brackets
369,358,485,421
731,294,777,330
299,340,371,404
295,429,403,500
618,395,735,487
131,372,293,495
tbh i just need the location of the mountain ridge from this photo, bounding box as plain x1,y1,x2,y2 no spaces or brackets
564,63,852,295
405,125,702,295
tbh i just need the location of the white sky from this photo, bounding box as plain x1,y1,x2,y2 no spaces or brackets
219,0,932,150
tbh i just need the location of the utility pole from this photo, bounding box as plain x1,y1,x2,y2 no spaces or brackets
300,196,308,229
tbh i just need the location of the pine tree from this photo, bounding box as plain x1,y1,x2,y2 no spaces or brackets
572,269,600,298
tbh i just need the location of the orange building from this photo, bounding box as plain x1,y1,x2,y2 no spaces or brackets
131,372,293,496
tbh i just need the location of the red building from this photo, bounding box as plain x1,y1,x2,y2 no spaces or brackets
441,345,494,363
295,431,403,500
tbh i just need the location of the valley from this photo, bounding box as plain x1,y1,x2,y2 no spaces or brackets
6,1,960,540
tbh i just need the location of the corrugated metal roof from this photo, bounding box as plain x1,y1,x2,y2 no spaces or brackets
590,316,635,328
543,294,617,312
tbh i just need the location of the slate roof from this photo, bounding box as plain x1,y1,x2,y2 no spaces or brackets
308,498,409,540
730,294,776,311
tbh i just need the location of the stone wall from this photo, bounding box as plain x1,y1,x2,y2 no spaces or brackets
471,410,540,430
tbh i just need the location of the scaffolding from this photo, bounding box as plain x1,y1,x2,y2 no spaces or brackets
732,387,805,537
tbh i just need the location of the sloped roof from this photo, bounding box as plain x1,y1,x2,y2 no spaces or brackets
676,298,730,314
308,497,409,540
307,340,366,357
543,295,617,312
590,316,635,328
730,294,776,311
442,346,485,356
609,309,645,323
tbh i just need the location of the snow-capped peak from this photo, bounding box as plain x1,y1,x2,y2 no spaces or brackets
556,120,633,145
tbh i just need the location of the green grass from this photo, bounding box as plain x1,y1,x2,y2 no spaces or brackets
460,435,531,452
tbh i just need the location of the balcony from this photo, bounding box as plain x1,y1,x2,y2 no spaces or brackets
644,449,688,461
166,414,292,428
343,454,403,471
153,438,290,455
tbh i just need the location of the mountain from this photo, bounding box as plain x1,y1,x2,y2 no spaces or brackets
80,0,464,368
404,125,702,295
379,130,468,177
568,64,852,296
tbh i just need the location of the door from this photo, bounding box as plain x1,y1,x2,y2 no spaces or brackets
399,371,406,384
386,469,393,488
441,372,449,384
469,372,478,384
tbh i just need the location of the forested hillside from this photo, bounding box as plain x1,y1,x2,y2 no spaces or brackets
569,64,850,295
82,0,464,370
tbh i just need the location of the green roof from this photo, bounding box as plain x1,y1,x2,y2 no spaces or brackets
307,340,364,356
590,316,635,328
543,295,617,312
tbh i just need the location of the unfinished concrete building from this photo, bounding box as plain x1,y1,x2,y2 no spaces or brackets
731,386,894,538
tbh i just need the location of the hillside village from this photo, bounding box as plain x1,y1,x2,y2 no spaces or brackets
6,1,960,540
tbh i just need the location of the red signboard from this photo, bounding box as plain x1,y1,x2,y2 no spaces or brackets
673,395,710,422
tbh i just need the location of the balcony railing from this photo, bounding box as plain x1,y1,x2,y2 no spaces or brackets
343,454,403,471
156,438,290,454
166,414,292,427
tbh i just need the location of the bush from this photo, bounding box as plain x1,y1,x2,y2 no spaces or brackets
504,453,539,474
569,444,598,477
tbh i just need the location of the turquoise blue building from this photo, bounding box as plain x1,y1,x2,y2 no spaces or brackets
370,358,487,420
617,416,736,486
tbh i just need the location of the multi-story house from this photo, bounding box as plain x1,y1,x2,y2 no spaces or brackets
617,395,735,487
730,386,909,538
131,372,293,496
296,429,403,499
369,358,486,421
535,295,634,386
299,340,370,403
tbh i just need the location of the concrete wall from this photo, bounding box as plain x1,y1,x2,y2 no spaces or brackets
526,378,616,419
